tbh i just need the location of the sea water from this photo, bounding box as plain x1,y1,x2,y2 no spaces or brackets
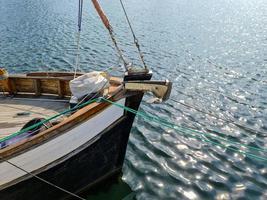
0,0,266,199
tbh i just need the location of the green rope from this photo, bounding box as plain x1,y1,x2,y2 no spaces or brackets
0,98,98,143
100,98,267,162
100,98,267,153
2,96,266,162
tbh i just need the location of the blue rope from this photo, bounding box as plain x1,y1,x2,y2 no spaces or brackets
78,0,83,32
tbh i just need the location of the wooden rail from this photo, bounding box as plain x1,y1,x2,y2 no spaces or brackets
0,75,72,97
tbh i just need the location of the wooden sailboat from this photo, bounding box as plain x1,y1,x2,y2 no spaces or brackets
0,1,172,200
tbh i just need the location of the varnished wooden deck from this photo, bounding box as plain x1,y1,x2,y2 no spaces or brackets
0,97,68,139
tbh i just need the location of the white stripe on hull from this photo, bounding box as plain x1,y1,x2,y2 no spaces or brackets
0,99,125,187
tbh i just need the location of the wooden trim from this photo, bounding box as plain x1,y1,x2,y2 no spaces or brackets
0,73,123,98
57,80,63,98
0,76,72,97
26,72,84,77
0,79,12,93
0,95,121,159
33,79,41,96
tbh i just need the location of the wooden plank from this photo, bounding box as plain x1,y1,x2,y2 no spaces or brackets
33,79,41,96
8,75,73,81
26,72,84,77
110,77,123,85
8,79,17,95
2,74,122,98
40,79,58,94
0,98,68,138
57,80,63,98
13,78,34,93
5,77,70,96
0,79,12,93
61,80,71,96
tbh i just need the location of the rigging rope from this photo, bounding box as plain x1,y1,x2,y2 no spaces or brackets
74,32,81,79
91,0,129,71
1,97,265,199
100,98,267,162
74,0,84,79
119,0,148,70
1,97,267,161
170,97,267,135
0,157,86,200
78,0,83,32
1,96,267,162
0,97,266,199
2,96,266,162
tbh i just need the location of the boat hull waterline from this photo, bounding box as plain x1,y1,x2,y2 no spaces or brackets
0,93,143,199
0,70,154,199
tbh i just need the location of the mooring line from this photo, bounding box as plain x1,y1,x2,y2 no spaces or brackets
0,157,86,200
170,97,267,135
119,0,147,70
2,96,266,160
0,96,266,200
100,98,267,162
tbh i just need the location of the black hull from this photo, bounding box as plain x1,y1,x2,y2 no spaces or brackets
0,73,151,200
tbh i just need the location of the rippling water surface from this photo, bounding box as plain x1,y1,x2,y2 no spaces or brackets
1,0,267,199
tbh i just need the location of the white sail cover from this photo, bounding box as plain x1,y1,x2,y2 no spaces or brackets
69,71,109,99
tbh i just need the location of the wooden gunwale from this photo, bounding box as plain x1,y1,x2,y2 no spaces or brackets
0,74,122,97
0,97,114,159
0,75,72,97
26,71,84,77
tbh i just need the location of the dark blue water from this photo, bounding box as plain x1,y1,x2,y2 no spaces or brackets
1,0,267,199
